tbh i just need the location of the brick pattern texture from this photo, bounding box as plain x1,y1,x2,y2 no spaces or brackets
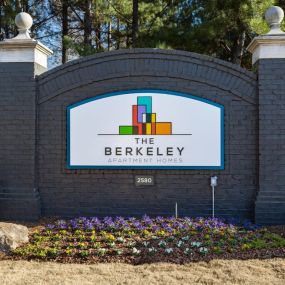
255,59,285,224
36,49,258,220
0,63,40,220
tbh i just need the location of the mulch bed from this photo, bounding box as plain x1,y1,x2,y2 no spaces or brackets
2,246,285,265
0,217,285,265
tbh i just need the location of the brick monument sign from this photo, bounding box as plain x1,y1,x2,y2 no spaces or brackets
0,7,284,225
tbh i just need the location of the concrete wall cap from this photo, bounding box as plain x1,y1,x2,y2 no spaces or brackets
0,39,53,70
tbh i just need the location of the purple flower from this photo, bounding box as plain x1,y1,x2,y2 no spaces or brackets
136,225,146,231
152,225,160,232
56,220,67,229
90,217,101,224
115,216,125,224
103,216,116,229
70,219,79,229
133,221,145,231
155,216,164,223
142,214,152,223
165,226,174,233
83,221,94,230
46,224,55,230
128,217,137,222
168,216,176,222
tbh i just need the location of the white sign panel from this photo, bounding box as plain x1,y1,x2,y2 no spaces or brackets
67,90,224,169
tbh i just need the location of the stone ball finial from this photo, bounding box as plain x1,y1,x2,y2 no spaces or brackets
15,12,33,30
14,12,33,40
265,6,284,34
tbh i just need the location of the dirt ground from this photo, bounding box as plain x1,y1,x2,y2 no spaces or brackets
0,258,284,285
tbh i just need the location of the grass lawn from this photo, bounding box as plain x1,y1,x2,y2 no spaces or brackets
0,258,284,285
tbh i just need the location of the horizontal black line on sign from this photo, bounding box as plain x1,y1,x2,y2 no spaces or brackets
97,134,192,136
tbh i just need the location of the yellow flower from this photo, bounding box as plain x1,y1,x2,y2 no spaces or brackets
241,244,250,251
142,230,150,236
105,233,115,242
78,242,88,249
157,230,166,237
65,248,74,256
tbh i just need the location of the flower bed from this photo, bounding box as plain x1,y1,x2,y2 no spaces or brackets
12,216,285,264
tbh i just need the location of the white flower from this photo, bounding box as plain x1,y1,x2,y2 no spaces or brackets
191,241,202,248
158,240,167,248
148,247,157,253
199,247,208,254
132,247,141,255
115,249,123,255
182,236,189,241
184,248,192,255
167,236,175,241
127,241,136,248
97,248,106,256
117,237,125,243
176,240,184,248
143,241,150,247
187,221,194,227
165,248,174,254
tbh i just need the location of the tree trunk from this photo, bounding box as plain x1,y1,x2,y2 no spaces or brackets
232,31,245,66
116,18,120,50
0,3,2,40
3,4,12,38
18,0,29,12
126,24,130,48
95,24,101,50
84,0,92,47
278,0,285,11
62,0,68,64
108,20,111,50
16,0,21,12
132,0,138,48
24,0,29,13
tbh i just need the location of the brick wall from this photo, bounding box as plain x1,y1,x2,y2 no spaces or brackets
37,49,258,220
0,63,40,220
255,59,285,225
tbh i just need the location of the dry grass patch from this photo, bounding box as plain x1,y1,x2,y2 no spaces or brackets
0,258,284,285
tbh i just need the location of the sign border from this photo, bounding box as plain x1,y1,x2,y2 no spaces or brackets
66,89,224,170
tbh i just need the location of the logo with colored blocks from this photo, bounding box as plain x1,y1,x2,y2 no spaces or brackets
119,96,172,135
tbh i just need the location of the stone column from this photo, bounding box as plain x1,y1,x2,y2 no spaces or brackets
0,12,52,220
247,6,285,225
